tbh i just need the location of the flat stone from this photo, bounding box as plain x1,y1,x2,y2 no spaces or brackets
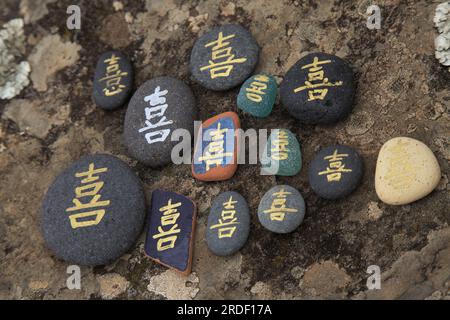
237,73,277,117
261,129,302,176
375,137,441,205
144,189,197,275
258,185,305,234
190,24,260,91
123,76,197,167
280,52,355,124
206,191,250,256
192,111,240,181
40,154,146,266
93,50,133,110
308,145,363,200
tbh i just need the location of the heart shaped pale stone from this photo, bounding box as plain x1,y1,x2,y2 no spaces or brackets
375,137,441,205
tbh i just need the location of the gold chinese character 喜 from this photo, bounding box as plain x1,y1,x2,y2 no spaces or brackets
66,163,110,229
271,130,289,161
198,122,234,171
153,199,182,251
318,149,352,182
246,75,269,102
200,32,247,79
100,54,128,96
210,196,239,238
263,189,298,221
293,56,343,101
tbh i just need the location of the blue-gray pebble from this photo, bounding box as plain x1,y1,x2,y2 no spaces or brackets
93,51,133,110
123,76,197,167
40,154,146,266
206,191,250,256
308,145,363,199
258,185,305,234
190,24,260,91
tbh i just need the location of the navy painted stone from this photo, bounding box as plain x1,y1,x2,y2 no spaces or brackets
308,145,363,200
237,73,277,117
93,51,133,110
145,190,197,275
40,154,146,266
280,52,355,124
123,77,197,167
206,191,250,256
261,129,302,176
190,24,260,91
258,185,305,234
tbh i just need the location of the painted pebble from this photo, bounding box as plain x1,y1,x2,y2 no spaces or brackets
41,154,146,266
258,185,305,234
145,189,197,275
206,191,250,256
93,51,133,110
190,24,260,91
375,137,441,205
192,111,240,181
123,76,197,167
261,129,302,176
308,145,363,200
237,73,277,117
280,52,355,124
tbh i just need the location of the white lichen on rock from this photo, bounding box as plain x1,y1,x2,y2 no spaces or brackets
434,2,450,66
0,18,30,100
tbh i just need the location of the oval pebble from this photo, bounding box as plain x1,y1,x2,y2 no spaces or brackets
375,137,441,205
190,24,260,91
93,50,133,110
258,185,305,234
237,73,277,118
206,191,250,256
123,76,197,167
261,129,302,176
280,52,355,124
40,154,146,266
308,145,363,200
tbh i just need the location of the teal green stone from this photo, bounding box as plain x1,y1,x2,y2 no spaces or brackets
261,129,302,176
237,73,277,118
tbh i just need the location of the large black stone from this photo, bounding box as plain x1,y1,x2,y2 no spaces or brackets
190,24,260,91
40,154,146,266
93,50,133,110
308,145,363,200
123,77,197,167
280,52,355,124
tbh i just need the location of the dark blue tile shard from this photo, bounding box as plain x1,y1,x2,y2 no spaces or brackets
145,189,196,275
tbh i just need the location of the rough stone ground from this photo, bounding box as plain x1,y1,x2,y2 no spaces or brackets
0,0,449,300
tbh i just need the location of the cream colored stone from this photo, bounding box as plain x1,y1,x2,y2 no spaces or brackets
375,137,441,205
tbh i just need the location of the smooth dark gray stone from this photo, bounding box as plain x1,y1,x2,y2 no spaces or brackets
308,145,363,199
190,24,260,91
258,185,305,234
206,191,250,256
40,154,146,266
123,76,197,167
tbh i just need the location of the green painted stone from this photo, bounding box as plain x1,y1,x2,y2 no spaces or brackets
261,129,302,176
237,73,277,118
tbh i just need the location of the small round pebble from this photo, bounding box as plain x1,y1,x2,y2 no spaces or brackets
280,52,355,124
261,129,302,176
237,73,277,117
93,50,133,110
308,145,363,200
190,24,260,91
123,76,197,167
258,185,305,234
206,191,250,256
40,154,146,266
